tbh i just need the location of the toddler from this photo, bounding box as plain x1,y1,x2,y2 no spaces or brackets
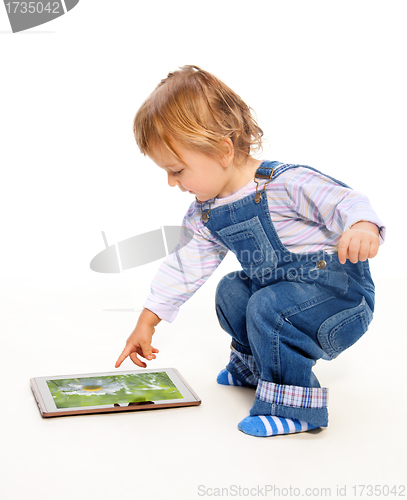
115,66,385,437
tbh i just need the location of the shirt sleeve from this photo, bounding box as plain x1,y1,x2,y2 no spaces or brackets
143,202,228,322
285,168,386,242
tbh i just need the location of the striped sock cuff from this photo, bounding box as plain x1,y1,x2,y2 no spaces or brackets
229,347,260,386
259,416,317,434
256,380,328,409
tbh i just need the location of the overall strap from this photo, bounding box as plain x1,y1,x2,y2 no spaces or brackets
255,160,352,189
255,161,283,179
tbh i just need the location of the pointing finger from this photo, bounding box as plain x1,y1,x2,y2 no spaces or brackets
115,345,133,368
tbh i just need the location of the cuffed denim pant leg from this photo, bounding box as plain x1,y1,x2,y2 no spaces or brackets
216,271,260,386
216,272,335,427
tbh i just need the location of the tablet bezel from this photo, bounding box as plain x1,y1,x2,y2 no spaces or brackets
30,368,201,417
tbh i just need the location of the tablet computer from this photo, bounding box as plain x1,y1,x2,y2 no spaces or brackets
30,368,201,418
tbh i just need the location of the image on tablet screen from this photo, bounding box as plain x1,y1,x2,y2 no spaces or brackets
46,372,183,409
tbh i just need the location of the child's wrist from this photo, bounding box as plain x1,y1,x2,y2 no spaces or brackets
139,308,161,327
350,220,379,235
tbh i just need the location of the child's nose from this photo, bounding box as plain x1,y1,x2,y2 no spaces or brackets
167,172,178,188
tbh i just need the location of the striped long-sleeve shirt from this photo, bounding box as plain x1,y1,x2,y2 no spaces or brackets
144,164,385,322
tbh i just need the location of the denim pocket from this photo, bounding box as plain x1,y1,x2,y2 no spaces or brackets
317,297,373,359
217,216,278,282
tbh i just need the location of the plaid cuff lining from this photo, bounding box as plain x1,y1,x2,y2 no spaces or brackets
256,380,328,409
229,347,260,386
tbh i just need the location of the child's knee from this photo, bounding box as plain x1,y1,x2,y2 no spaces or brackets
215,271,249,306
246,286,279,323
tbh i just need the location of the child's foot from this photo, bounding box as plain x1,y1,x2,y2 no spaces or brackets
238,415,319,437
216,369,255,387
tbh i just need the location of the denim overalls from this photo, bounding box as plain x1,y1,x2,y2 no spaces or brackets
204,161,375,427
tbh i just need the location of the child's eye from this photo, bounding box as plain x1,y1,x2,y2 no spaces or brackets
175,170,183,175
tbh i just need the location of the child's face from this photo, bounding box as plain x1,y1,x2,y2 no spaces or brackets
149,143,234,202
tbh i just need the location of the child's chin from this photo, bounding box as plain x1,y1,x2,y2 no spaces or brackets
195,195,212,201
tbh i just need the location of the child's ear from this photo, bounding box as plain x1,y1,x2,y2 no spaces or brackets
219,138,234,167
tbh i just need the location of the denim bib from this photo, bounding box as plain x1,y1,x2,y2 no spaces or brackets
203,161,375,309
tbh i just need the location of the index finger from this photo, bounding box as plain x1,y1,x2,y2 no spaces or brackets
115,345,133,368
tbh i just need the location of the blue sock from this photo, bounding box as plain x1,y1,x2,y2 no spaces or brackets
216,369,255,388
238,415,319,437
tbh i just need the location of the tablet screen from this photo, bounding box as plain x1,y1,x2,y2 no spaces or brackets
46,371,183,409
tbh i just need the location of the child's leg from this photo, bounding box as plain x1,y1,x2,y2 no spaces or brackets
215,272,258,387
239,277,372,436
216,268,373,437
216,275,325,436
240,281,333,436
240,280,373,437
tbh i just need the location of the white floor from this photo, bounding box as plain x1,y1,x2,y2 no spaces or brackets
1,2,406,498
1,275,405,500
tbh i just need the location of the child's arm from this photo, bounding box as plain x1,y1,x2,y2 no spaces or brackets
337,221,380,264
115,308,161,368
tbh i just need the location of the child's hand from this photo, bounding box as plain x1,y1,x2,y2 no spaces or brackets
338,221,380,265
115,309,161,368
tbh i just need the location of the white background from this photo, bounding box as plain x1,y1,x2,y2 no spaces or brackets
1,2,406,500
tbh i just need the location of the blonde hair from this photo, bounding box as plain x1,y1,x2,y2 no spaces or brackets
133,65,263,164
